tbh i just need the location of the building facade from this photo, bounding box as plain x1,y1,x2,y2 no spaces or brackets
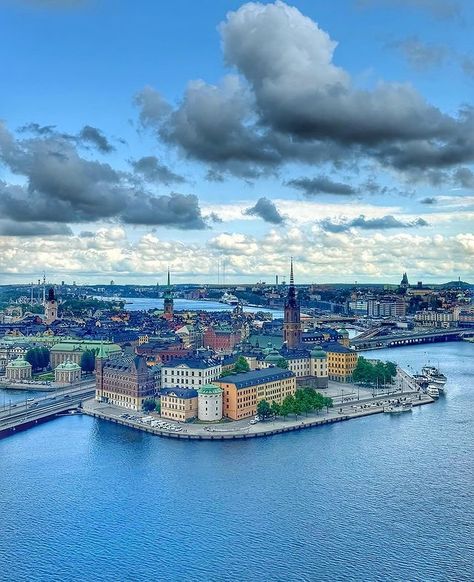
197,383,223,421
323,342,358,383
161,358,222,389
160,387,198,421
55,360,81,383
96,353,156,410
215,367,296,421
5,357,32,381
50,340,121,368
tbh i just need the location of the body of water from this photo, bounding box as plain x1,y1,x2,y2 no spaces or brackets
1,342,473,581
102,296,284,318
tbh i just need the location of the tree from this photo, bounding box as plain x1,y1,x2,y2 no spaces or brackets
270,400,281,417
142,398,157,412
276,357,289,369
80,350,96,373
256,399,272,421
39,347,50,370
280,395,294,419
292,397,303,419
25,348,39,371
322,396,333,412
233,356,250,374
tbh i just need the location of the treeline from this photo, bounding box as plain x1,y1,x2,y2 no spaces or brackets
257,388,333,420
61,298,124,315
352,357,397,386
25,347,50,371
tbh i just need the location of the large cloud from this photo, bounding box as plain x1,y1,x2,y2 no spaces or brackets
0,122,207,230
136,1,474,181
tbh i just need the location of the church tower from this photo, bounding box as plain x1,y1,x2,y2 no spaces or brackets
283,259,302,350
44,287,58,324
163,269,174,320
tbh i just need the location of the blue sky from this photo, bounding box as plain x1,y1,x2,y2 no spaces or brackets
0,0,473,284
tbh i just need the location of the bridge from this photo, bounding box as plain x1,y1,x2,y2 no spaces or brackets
351,328,474,351
0,383,95,438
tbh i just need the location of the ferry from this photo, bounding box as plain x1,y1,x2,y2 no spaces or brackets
422,365,447,391
220,292,239,305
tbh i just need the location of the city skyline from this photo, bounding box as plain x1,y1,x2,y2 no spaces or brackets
1,0,473,284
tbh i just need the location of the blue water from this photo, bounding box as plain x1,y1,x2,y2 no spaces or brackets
104,296,284,318
1,342,473,582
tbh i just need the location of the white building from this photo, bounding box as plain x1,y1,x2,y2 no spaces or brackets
5,357,32,381
197,383,223,421
161,358,222,389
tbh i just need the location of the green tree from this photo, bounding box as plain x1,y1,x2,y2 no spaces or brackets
39,347,50,370
291,396,303,419
276,357,289,369
280,395,294,419
25,348,39,371
256,399,272,421
270,400,281,417
142,398,157,412
322,396,333,412
80,349,96,373
233,356,250,373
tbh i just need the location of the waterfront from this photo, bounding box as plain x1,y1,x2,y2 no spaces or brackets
1,342,473,582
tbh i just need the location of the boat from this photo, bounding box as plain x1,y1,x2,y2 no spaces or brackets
220,292,239,305
426,383,440,399
422,365,447,390
384,402,412,413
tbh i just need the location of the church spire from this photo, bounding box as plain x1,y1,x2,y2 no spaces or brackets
167,267,170,288
289,257,294,287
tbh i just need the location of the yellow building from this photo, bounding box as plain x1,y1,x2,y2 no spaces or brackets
160,387,198,422
323,342,358,383
215,367,296,421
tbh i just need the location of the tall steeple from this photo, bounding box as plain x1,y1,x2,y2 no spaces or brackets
283,258,302,350
163,267,174,319
44,286,58,325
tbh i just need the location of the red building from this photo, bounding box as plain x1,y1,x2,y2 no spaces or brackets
203,326,241,353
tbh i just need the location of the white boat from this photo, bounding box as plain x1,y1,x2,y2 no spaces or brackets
426,383,440,399
384,402,412,414
220,292,239,305
422,365,447,390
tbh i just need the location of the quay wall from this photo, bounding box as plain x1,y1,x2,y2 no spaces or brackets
82,397,433,441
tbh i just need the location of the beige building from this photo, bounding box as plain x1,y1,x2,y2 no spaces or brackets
55,360,81,383
215,368,296,421
160,387,198,422
50,340,121,368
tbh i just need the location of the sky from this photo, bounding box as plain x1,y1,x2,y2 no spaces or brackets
0,0,473,285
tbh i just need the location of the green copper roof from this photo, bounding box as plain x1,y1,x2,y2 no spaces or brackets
310,349,327,358
6,357,32,368
265,348,282,362
198,383,223,395
56,359,81,371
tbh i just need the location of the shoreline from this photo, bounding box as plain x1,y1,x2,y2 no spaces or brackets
82,392,434,441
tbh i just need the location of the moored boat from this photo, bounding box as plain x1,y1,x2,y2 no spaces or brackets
426,383,440,399
383,402,413,413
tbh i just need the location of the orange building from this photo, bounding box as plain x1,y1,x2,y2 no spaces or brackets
215,367,296,421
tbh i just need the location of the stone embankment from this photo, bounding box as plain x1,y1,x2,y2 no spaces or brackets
82,391,433,441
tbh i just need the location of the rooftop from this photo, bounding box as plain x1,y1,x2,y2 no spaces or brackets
160,387,198,399
216,367,294,390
